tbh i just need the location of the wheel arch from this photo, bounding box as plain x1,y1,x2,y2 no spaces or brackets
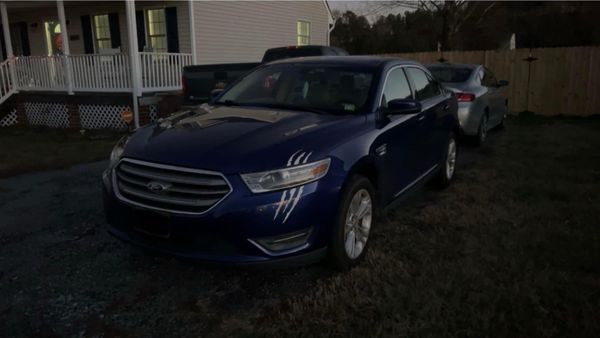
346,156,380,190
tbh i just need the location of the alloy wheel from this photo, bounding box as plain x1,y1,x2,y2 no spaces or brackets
446,138,457,180
343,188,372,259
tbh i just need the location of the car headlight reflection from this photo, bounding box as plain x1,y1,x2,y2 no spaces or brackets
241,158,331,193
109,136,129,167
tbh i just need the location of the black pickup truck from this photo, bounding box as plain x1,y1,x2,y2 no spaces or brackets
182,45,348,104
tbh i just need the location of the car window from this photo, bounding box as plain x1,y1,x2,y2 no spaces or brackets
482,68,498,87
381,68,412,108
405,67,440,101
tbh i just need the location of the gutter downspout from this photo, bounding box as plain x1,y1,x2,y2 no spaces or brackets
327,19,336,46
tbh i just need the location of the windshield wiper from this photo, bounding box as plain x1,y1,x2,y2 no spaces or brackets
258,103,328,115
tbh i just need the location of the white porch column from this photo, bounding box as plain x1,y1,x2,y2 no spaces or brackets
0,1,17,91
188,0,197,64
125,0,141,128
57,0,74,94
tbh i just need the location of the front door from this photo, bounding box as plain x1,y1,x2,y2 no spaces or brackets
44,21,62,56
374,66,423,202
404,67,445,173
481,67,504,125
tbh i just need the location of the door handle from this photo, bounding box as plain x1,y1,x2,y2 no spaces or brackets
443,104,449,111
417,114,426,121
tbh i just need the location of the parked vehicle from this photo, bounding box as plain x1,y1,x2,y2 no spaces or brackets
182,45,348,104
426,63,509,145
103,56,459,269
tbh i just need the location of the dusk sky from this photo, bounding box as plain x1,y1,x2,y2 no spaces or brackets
328,0,411,21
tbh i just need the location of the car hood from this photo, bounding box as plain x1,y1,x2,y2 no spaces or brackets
122,104,367,174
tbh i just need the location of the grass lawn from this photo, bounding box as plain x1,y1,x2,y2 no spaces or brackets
0,117,599,337
217,116,600,337
0,127,123,178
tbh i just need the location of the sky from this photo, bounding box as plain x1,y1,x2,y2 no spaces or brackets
328,0,412,21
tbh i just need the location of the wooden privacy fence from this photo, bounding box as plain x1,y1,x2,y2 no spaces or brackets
380,46,600,116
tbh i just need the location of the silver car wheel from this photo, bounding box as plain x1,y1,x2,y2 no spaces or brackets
446,138,457,180
344,188,372,259
479,114,488,142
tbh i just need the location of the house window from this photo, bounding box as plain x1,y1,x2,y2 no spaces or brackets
146,8,167,52
93,14,112,51
297,20,310,46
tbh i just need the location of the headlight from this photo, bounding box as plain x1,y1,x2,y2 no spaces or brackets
241,158,331,193
109,136,128,167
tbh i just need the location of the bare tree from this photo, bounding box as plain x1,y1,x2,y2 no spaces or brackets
367,1,497,50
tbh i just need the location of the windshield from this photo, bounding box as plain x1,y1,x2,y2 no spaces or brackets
428,67,473,83
215,64,375,115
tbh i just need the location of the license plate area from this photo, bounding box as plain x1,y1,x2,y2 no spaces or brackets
132,209,171,239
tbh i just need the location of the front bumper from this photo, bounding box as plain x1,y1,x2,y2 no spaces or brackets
102,167,342,265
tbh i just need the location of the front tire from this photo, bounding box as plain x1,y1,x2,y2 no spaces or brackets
329,175,376,271
498,102,508,129
435,132,457,188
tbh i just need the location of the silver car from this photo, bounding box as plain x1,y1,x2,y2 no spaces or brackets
427,63,509,145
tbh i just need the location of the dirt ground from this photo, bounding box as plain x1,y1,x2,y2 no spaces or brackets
0,117,599,337
0,128,122,179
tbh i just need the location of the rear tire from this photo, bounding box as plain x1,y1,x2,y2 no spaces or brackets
474,112,488,146
435,132,457,189
329,175,377,271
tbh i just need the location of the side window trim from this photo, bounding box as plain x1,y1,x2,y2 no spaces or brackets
484,67,497,87
379,65,414,108
405,66,443,104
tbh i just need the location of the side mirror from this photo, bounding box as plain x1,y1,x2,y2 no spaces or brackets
210,89,224,100
497,80,509,87
383,99,422,115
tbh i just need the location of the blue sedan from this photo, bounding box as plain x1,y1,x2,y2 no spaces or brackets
103,56,459,270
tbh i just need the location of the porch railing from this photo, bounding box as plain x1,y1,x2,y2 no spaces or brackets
9,52,192,95
140,52,193,92
70,53,131,92
15,56,66,91
0,59,16,105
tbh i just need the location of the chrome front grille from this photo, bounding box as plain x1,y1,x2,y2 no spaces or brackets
114,158,232,214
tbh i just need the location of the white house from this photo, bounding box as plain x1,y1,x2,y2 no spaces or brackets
0,0,334,129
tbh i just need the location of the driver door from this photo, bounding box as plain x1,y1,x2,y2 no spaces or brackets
374,67,422,203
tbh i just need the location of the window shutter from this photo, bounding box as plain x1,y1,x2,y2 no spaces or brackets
0,25,5,59
165,7,179,53
108,13,121,49
135,10,146,52
19,22,30,56
81,15,94,54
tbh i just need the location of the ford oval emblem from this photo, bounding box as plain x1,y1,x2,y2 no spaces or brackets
146,181,172,194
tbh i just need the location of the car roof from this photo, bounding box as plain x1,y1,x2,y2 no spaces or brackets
426,62,481,70
268,55,423,68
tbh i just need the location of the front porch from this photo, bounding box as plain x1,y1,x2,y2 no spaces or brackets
0,0,198,129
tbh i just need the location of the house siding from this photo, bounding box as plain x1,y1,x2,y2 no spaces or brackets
4,1,191,56
193,1,330,64
2,1,329,63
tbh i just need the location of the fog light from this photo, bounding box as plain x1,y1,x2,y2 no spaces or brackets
249,228,313,256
